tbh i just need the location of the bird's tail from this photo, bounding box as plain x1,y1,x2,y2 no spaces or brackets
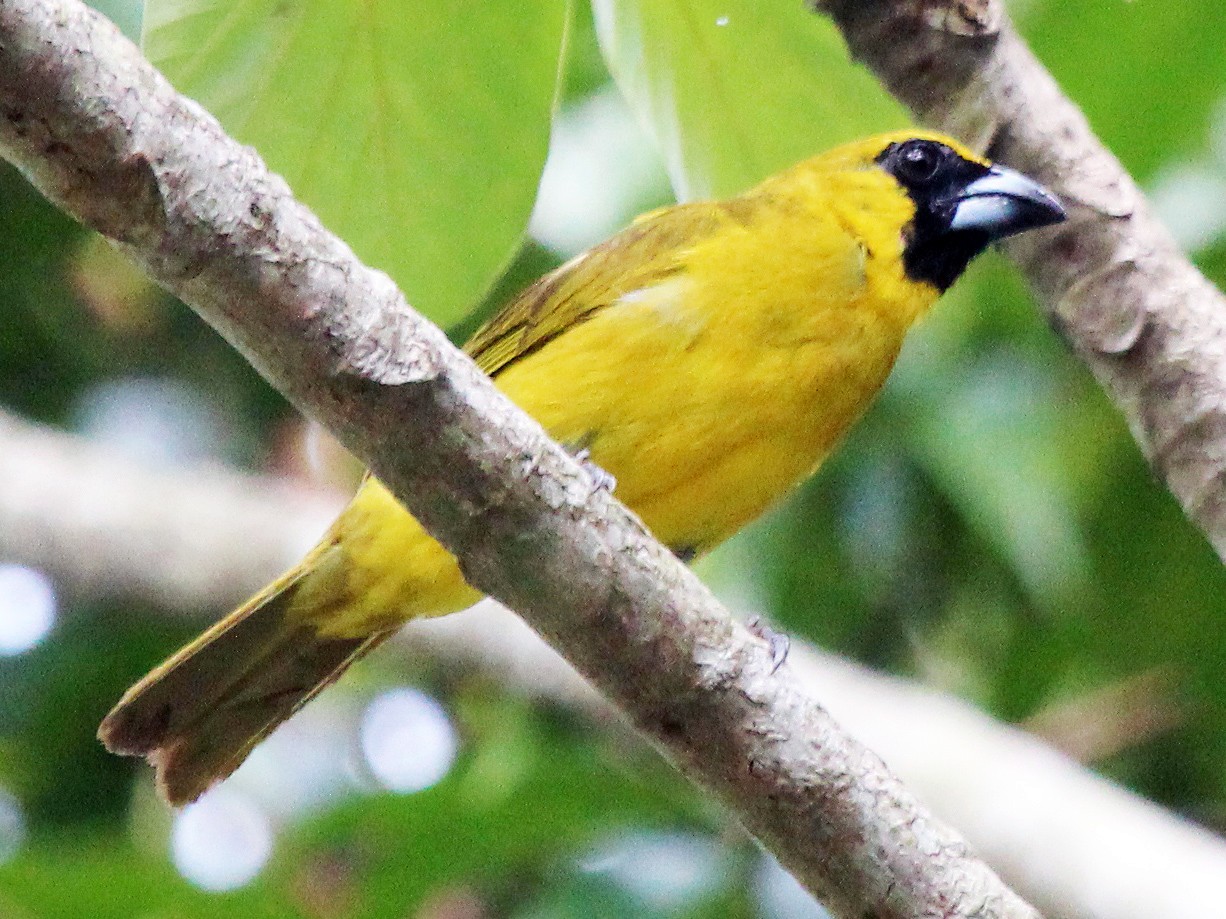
98,565,393,806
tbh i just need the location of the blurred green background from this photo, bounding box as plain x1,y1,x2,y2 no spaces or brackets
2,1,1226,917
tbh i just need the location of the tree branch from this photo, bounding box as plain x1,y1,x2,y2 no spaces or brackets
817,0,1226,561
4,408,1224,918
0,411,342,612
0,2,1037,916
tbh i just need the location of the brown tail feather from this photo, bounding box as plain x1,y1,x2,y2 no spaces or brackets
99,571,393,806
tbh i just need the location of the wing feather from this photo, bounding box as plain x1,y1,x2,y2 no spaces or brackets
465,203,741,377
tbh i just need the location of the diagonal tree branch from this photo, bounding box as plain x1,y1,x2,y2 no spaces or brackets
0,2,1037,916
817,0,1226,562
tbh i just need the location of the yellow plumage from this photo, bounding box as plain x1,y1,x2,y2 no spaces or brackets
99,131,1064,804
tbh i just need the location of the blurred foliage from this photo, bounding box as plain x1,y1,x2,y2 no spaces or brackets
591,0,905,198
143,0,566,326
2,0,1226,917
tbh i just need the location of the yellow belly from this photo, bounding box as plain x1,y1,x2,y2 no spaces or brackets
304,278,913,639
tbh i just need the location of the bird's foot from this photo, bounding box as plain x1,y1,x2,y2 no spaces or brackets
671,544,698,564
572,447,617,494
747,616,790,673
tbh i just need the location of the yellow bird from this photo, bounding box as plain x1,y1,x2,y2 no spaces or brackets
100,131,1064,805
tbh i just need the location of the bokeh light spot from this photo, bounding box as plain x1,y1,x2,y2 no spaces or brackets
529,87,668,256
1148,162,1226,253
0,564,57,656
582,829,727,912
171,788,273,892
360,687,458,794
72,376,234,467
755,855,832,919
0,787,26,865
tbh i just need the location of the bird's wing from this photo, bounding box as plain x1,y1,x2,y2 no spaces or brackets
465,203,737,378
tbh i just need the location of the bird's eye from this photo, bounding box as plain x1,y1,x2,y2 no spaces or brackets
894,141,943,185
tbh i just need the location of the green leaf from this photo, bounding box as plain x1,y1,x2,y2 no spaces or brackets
906,359,1091,609
143,0,568,325
592,0,905,199
0,836,284,919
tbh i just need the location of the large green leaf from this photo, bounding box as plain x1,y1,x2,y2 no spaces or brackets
143,1,568,325
592,0,905,199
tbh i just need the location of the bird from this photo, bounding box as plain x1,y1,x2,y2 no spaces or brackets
99,131,1065,805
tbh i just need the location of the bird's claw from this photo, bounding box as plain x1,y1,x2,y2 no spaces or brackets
747,615,790,673
572,447,617,494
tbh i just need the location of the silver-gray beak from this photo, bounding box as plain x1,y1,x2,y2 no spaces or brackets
949,164,1066,240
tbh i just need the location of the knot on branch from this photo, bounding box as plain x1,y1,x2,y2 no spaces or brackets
1057,255,1148,357
919,0,1002,38
813,0,1003,125
321,269,441,386
810,0,1001,38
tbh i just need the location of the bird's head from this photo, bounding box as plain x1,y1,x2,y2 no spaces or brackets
796,131,1066,292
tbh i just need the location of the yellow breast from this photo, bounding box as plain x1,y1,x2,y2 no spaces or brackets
495,189,931,553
